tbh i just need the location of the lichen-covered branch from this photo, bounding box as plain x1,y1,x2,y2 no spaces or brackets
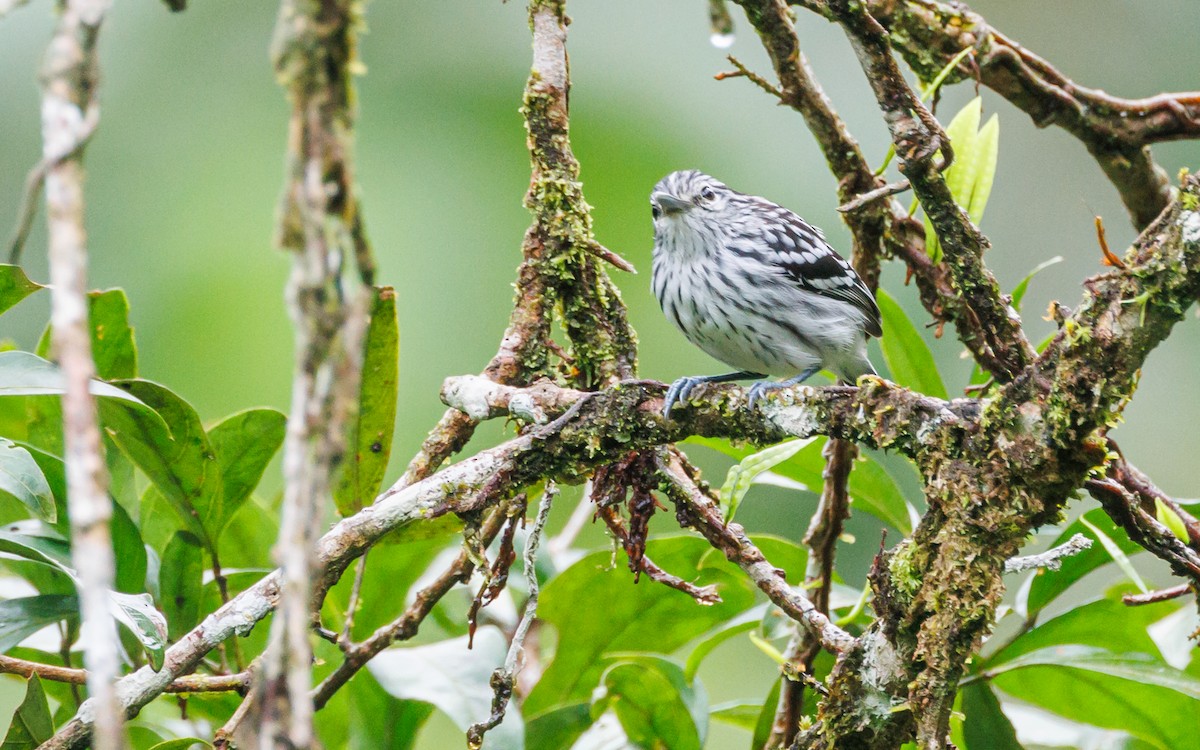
38,1,123,748
260,0,375,746
844,0,1192,228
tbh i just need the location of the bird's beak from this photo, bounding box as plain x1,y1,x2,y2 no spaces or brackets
652,192,691,215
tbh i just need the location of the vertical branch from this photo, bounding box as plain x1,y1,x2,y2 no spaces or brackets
39,1,123,748
260,1,374,747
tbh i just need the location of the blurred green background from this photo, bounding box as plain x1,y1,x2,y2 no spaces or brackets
1,1,1197,746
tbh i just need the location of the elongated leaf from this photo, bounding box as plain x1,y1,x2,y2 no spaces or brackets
104,380,218,551
989,597,1161,668
1079,515,1147,593
37,289,138,381
943,98,983,209
0,438,55,522
334,286,399,515
0,265,43,318
1010,256,1064,314
1,675,53,749
684,605,766,681
752,678,780,750
1022,508,1142,615
719,439,811,522
111,500,148,595
875,290,948,399
990,645,1200,749
160,532,204,641
592,656,707,750
108,591,168,671
0,530,75,580
1154,498,1190,542
688,437,912,533
0,595,78,652
709,700,763,731
146,739,211,750
968,114,1000,224
207,408,286,538
959,682,1022,750
0,351,152,412
525,703,593,750
526,536,757,715
368,626,523,749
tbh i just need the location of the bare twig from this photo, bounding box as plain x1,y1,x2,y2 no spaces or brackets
467,483,557,747
1122,584,1192,607
596,504,723,605
38,2,122,748
0,656,248,694
837,178,911,213
1003,533,1092,573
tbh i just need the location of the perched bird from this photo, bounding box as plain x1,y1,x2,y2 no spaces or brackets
650,169,882,416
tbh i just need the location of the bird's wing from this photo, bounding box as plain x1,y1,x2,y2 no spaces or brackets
759,205,883,338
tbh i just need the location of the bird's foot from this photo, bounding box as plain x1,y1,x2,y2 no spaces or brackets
663,376,707,418
747,380,788,410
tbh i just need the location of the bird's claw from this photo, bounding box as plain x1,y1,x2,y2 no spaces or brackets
663,376,704,418
747,381,783,410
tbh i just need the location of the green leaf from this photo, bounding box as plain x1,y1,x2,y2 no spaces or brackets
592,655,707,750
752,678,780,750
1,676,53,749
942,98,983,211
1079,515,1147,593
0,351,152,412
346,670,432,750
959,682,1022,750
1154,498,1190,542
876,290,948,400
968,114,1000,225
160,531,204,641
368,626,523,749
989,597,1162,668
207,408,286,539
1010,256,1064,314
990,646,1200,749
0,595,78,652
334,286,399,515
525,536,757,715
0,530,75,579
1023,508,1143,615
683,606,765,682
108,590,168,671
103,380,218,552
719,439,811,522
688,437,912,534
0,438,55,523
525,703,593,750
111,499,148,595
709,700,763,731
0,265,43,319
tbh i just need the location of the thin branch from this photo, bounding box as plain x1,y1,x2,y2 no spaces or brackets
0,656,248,694
1122,584,1192,607
658,451,856,654
1003,533,1092,573
467,483,557,746
39,1,122,748
596,504,723,605
846,0,1189,228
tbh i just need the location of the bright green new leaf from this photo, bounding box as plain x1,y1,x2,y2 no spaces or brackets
988,597,1162,669
719,438,811,522
922,97,1001,262
1154,498,1190,542
876,290,949,400
969,114,1000,224
0,595,77,652
1010,256,1064,314
708,700,763,731
1079,515,1148,593
334,285,399,515
1,676,53,749
0,437,55,522
145,739,212,749
0,265,43,318
207,408,286,539
593,655,707,750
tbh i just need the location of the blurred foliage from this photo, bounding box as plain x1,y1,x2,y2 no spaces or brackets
1,1,1199,748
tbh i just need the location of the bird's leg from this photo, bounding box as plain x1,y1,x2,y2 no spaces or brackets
747,365,822,409
663,371,765,417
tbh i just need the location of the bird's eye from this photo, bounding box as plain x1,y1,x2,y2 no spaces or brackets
651,204,662,219
699,187,716,201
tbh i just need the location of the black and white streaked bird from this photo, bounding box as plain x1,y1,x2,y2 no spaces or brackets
650,170,882,416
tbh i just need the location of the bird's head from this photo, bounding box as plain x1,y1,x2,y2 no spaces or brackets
650,170,736,230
